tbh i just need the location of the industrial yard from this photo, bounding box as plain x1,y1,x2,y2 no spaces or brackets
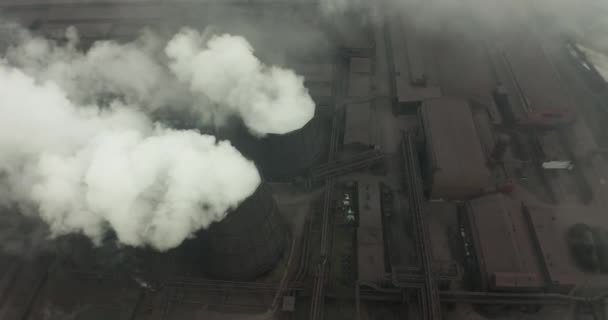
0,0,608,319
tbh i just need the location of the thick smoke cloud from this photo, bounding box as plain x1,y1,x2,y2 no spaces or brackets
3,24,315,136
166,29,315,135
319,0,608,80
0,20,316,252
0,63,261,251
537,0,608,78
318,0,608,40
5,26,170,109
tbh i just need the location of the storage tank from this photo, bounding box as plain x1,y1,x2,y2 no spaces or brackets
194,183,288,280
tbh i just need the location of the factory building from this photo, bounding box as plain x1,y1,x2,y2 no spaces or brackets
344,101,373,151
419,98,492,199
466,193,576,292
523,205,578,292
389,15,441,113
344,57,374,152
355,176,462,287
466,194,544,291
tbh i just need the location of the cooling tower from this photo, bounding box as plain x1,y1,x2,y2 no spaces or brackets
259,115,328,180
55,234,157,276
53,183,287,281
156,108,327,181
213,115,328,181
196,183,288,280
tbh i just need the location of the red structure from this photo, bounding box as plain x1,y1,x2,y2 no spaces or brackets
518,108,576,129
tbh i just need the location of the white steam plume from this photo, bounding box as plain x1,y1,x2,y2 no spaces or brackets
166,29,315,135
4,24,315,136
0,64,261,251
5,26,174,109
319,0,608,81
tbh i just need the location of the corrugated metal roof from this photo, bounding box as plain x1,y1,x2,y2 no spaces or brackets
427,202,458,263
389,15,441,105
344,102,372,147
468,194,544,291
422,98,491,199
344,58,374,147
524,205,577,291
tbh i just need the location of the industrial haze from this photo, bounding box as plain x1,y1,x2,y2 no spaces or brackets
1,0,608,319
0,0,605,270
319,0,608,72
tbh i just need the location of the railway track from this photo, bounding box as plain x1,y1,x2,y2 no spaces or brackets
166,277,304,292
309,58,343,320
159,276,306,318
309,115,339,320
400,133,441,320
293,218,313,283
358,288,585,305
379,14,440,320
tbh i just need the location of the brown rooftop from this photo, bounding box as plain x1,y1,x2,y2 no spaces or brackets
467,194,544,291
421,98,491,199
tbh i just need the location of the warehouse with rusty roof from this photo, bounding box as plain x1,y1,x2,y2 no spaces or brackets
420,98,492,199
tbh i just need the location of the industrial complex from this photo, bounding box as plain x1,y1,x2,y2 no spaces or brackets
1,0,608,319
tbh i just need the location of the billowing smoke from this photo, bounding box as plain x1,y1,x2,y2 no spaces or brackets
4,26,171,109
166,29,315,135
318,0,608,40
4,24,315,136
319,0,608,81
0,62,261,251
0,20,318,251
